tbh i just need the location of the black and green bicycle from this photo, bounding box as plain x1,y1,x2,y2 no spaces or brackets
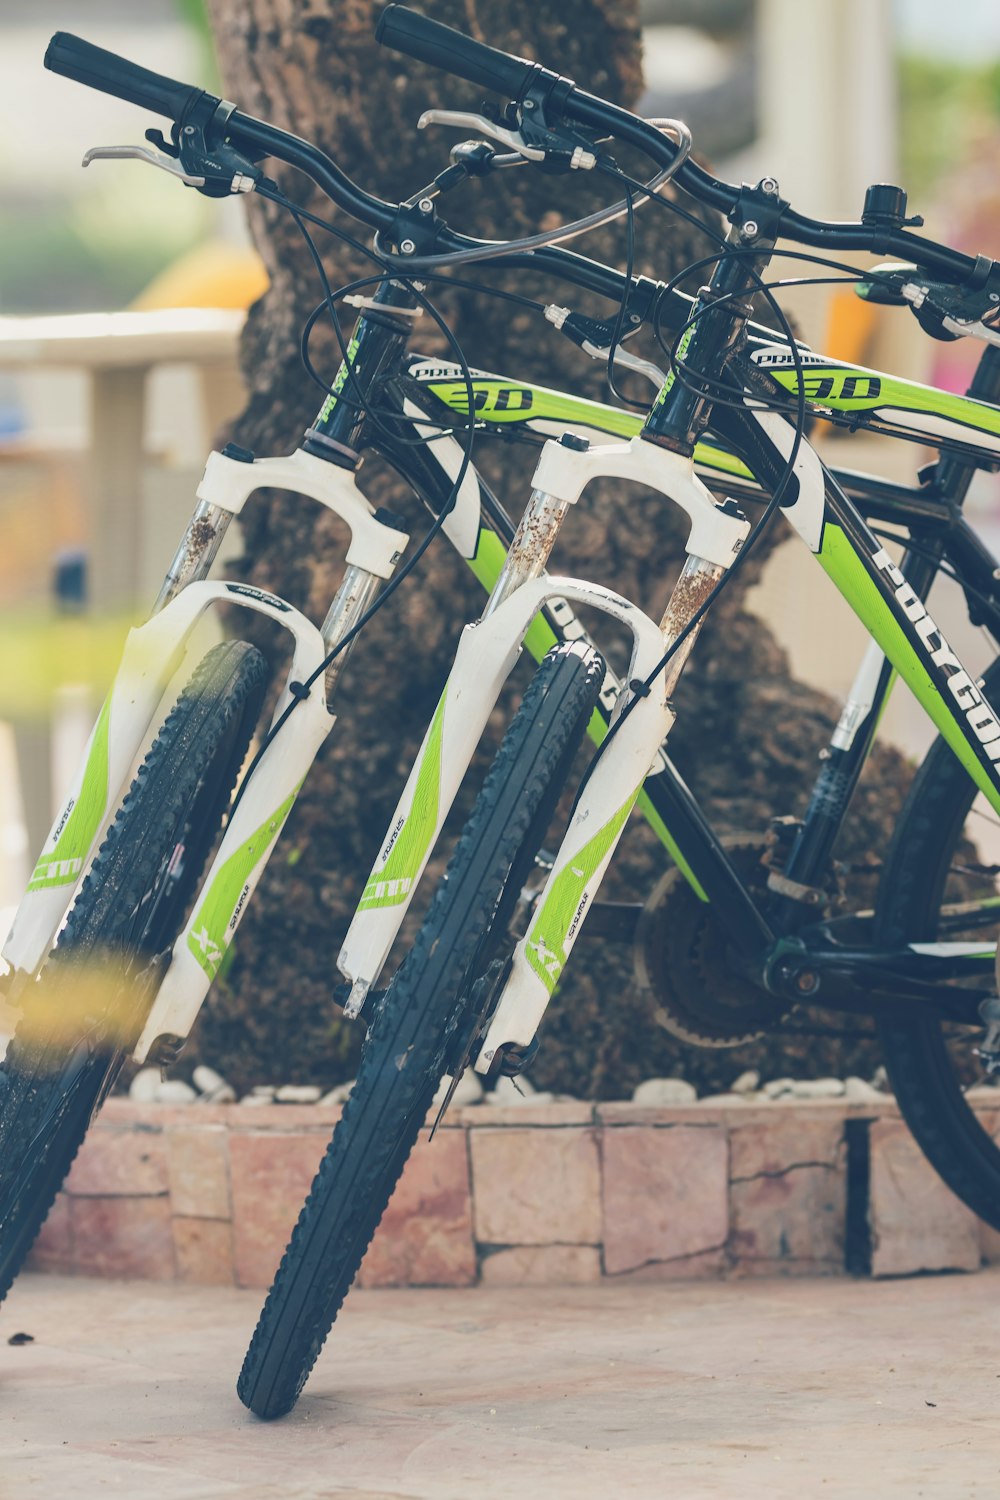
5,9,1000,1421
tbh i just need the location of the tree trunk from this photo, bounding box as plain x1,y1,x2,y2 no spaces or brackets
194,0,908,1098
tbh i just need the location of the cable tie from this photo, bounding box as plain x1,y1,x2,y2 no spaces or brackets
628,678,651,698
288,680,310,701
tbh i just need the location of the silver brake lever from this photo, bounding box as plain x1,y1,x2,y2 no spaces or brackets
902,281,1000,350
417,109,547,163
585,343,667,390
82,144,206,188
544,305,666,390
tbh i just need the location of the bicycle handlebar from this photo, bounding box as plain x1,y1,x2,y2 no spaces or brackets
42,28,646,303
374,4,541,101
376,5,982,284
45,16,984,301
45,32,206,122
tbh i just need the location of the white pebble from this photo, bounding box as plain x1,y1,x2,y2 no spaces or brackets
730,1069,760,1095
787,1078,845,1099
844,1075,885,1102
631,1077,697,1106
155,1079,197,1104
128,1067,161,1103
274,1084,322,1104
487,1075,549,1106
432,1072,484,1108
192,1065,236,1103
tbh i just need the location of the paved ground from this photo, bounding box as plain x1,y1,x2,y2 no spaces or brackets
0,1271,998,1499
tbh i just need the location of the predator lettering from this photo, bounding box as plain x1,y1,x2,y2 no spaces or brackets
872,547,1000,760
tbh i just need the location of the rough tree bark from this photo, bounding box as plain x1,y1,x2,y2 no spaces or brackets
194,0,908,1097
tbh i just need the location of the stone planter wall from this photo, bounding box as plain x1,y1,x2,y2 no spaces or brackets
26,1095,1000,1289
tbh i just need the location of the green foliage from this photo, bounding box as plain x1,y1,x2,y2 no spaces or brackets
898,52,1000,197
172,0,221,87
0,178,208,313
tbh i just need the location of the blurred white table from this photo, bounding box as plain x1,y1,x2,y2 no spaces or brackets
0,309,246,866
0,308,245,610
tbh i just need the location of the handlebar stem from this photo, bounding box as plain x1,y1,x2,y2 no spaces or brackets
641,183,781,454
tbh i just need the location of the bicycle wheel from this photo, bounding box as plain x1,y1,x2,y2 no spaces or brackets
874,654,1000,1229
238,640,605,1419
0,640,267,1303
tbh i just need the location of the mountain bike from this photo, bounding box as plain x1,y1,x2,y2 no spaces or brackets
0,27,813,1307
231,7,1000,1417
13,14,1000,1415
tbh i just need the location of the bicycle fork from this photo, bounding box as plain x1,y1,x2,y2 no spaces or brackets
1,446,409,1066
338,433,749,1072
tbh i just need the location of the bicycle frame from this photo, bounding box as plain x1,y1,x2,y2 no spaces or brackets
334,306,1000,1066
5,286,1000,1067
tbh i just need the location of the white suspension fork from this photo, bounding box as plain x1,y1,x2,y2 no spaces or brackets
338,435,749,1016
1,445,406,1010
475,557,721,1070
130,598,336,1065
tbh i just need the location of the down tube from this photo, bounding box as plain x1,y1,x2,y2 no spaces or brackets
734,405,1000,817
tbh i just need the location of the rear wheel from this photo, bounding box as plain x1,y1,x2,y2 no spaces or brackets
875,654,1000,1229
0,640,267,1302
238,640,605,1419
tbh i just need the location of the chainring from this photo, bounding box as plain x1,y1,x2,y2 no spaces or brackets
633,834,790,1047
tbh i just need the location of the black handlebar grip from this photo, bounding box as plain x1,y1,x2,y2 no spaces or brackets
375,5,542,98
44,32,206,122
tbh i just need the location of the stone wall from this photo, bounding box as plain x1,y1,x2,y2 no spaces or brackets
27,1096,1000,1288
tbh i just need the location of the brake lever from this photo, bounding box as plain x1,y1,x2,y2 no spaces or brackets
544,304,666,389
81,143,207,188
901,280,1000,348
420,107,598,170
418,108,547,162
588,344,666,390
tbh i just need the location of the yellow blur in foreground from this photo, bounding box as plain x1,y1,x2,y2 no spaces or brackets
131,241,269,313
0,610,133,719
4,952,150,1057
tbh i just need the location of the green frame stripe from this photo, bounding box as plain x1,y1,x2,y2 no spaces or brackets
818,524,1000,816
357,686,448,910
27,694,112,891
420,353,1000,471
422,375,755,483
765,361,1000,439
188,785,301,978
526,791,640,993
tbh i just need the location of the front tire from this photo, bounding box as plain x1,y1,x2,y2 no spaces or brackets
875,655,1000,1229
0,640,267,1303
238,640,605,1419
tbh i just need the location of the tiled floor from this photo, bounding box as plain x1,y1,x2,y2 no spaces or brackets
1,1270,997,1499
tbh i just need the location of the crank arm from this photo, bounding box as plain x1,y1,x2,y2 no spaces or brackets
766,936,991,1024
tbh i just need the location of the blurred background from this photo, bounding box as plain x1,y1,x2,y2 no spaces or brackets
2,0,1000,915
